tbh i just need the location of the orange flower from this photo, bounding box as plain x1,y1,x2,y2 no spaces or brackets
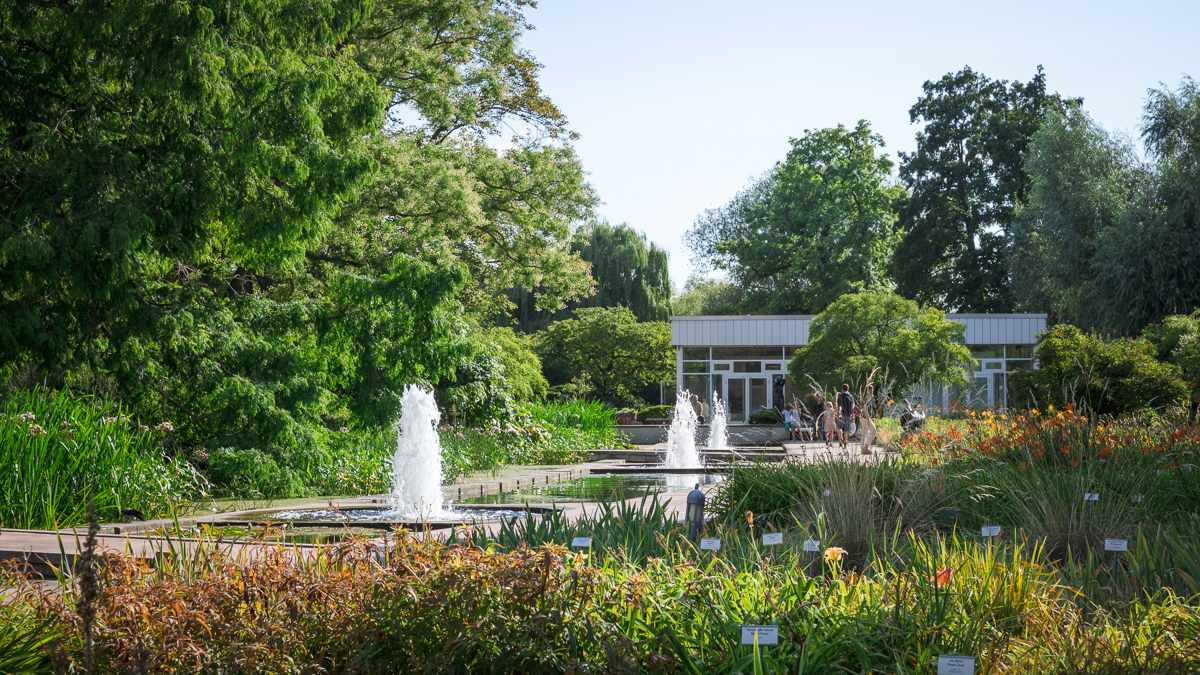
929,567,954,588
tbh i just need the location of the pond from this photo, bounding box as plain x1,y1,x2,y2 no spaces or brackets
455,472,724,505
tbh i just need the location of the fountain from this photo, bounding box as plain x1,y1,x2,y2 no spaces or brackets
707,390,729,450
391,384,447,518
260,384,534,526
664,390,702,469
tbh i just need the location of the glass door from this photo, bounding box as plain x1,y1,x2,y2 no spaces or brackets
727,378,746,422
749,378,767,415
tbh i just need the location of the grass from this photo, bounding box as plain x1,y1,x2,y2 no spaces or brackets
0,387,208,529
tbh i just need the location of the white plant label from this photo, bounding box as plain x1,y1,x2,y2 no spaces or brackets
571,537,593,548
762,532,784,546
981,526,1001,537
699,538,721,551
740,625,779,645
937,655,975,675
823,489,831,496
1084,493,1100,501
1133,495,1144,503
1104,539,1128,552
802,539,820,552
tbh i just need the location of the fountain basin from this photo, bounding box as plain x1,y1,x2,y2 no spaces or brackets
457,471,724,505
231,504,555,530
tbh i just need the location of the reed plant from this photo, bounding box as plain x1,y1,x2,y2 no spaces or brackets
0,387,207,529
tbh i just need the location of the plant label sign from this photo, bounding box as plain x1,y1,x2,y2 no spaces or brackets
1104,539,1128,552
1133,495,1144,503
937,655,975,675
982,526,1001,537
571,537,592,548
802,539,820,552
762,532,784,546
740,625,779,646
699,538,721,551
823,489,831,496
1084,493,1100,501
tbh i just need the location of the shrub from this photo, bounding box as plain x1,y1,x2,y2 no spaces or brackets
1011,324,1188,414
636,404,673,421
748,408,783,424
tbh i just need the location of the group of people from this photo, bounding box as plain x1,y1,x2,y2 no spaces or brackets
781,384,877,455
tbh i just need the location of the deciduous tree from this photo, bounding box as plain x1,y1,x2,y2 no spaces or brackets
685,122,904,315
788,292,973,396
894,66,1065,312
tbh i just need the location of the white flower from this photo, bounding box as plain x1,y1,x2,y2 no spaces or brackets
18,412,35,423
156,421,175,432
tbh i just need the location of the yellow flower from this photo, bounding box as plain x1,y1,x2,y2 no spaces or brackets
824,547,848,562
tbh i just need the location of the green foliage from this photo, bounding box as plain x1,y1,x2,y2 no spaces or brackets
1013,78,1200,334
537,307,672,406
894,66,1065,312
504,221,672,332
749,408,783,424
685,121,905,314
789,292,974,396
0,388,207,529
1010,325,1189,414
0,0,600,471
671,274,746,316
484,327,548,400
1144,311,1200,394
636,405,674,421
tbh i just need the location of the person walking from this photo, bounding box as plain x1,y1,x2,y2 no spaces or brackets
820,401,837,449
836,384,855,450
782,405,796,441
811,393,825,443
860,384,877,455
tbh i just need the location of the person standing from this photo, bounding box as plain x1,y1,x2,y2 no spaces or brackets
690,394,705,424
782,405,795,440
836,384,855,450
811,393,825,442
860,384,877,455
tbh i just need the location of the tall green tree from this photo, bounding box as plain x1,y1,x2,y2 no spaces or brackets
504,221,671,332
1013,77,1200,335
893,66,1065,312
672,275,745,316
788,292,974,396
685,121,905,315
536,307,672,406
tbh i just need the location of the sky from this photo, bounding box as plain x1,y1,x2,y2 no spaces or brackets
517,0,1200,291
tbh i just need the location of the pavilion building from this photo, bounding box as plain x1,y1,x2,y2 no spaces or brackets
667,314,1047,421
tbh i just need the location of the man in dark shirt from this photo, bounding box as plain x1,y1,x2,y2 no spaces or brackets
836,384,855,449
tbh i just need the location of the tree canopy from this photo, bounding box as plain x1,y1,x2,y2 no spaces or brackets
788,292,974,396
1012,77,1200,335
0,0,596,485
536,307,672,406
504,221,671,332
685,121,905,315
893,66,1065,312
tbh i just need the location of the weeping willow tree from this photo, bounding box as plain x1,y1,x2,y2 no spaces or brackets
502,222,672,332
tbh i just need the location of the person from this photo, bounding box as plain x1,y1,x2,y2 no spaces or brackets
836,384,855,449
701,396,711,423
820,401,837,449
811,393,825,442
860,384,877,455
690,394,705,424
782,405,795,440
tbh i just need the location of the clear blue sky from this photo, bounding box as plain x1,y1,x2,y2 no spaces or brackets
518,0,1199,291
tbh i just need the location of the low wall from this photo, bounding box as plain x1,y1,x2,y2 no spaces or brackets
616,424,787,446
